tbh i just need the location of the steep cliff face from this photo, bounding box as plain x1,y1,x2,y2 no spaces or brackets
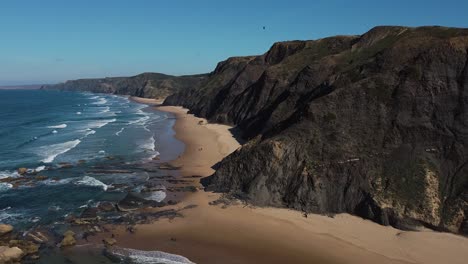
41,72,207,98
166,26,468,234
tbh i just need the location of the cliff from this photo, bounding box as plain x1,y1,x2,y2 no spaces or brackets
165,26,468,234
41,72,207,99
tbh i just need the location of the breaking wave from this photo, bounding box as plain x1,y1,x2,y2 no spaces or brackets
38,139,81,163
47,124,67,129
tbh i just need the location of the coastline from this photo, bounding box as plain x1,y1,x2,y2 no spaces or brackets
96,97,468,264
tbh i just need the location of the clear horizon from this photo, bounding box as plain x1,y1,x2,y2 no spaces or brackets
1,0,468,85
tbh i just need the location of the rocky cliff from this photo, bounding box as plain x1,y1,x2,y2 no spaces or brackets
41,72,207,98
165,26,468,234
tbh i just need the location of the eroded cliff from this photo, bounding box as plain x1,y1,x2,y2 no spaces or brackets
166,26,468,234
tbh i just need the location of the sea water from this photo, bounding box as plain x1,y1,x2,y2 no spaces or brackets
0,90,184,229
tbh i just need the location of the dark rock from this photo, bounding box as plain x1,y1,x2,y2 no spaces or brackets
167,186,198,193
117,193,165,212
98,202,116,212
58,162,73,169
80,207,98,220
157,163,181,170
167,200,179,205
34,175,48,181
165,26,468,234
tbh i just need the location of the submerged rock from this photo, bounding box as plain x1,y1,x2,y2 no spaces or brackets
117,193,165,212
35,175,48,181
17,168,28,175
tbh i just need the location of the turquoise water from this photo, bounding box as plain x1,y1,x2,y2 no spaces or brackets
0,90,183,228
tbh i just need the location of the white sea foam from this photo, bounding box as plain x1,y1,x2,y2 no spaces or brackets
75,176,108,191
0,182,13,191
42,178,74,186
83,129,96,138
108,247,194,264
92,98,107,105
142,136,156,151
100,106,110,113
35,166,46,172
52,130,58,134
88,118,116,129
115,127,125,136
0,210,21,222
129,115,150,125
145,191,166,202
149,151,161,161
129,110,151,125
0,170,20,179
48,124,67,129
76,112,82,115
48,205,62,211
39,139,81,163
41,176,107,191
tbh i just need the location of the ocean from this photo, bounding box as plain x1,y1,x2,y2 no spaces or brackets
0,89,184,229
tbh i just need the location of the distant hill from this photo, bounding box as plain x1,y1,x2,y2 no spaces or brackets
41,72,208,99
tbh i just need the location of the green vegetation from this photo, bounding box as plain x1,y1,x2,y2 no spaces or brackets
381,156,438,210
323,112,337,123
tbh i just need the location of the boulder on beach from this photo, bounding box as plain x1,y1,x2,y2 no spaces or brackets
103,238,117,247
0,246,23,263
0,224,13,236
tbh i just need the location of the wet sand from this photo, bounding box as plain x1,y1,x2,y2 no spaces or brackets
96,97,468,264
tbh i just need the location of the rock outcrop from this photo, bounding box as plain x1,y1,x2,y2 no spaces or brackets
0,246,23,263
0,225,13,237
41,72,207,99
165,26,468,234
59,230,76,248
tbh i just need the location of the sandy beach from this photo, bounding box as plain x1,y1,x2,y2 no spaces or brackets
96,97,468,264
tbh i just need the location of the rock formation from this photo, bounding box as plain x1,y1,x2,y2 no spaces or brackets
165,26,468,234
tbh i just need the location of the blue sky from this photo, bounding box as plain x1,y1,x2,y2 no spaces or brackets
0,0,467,85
